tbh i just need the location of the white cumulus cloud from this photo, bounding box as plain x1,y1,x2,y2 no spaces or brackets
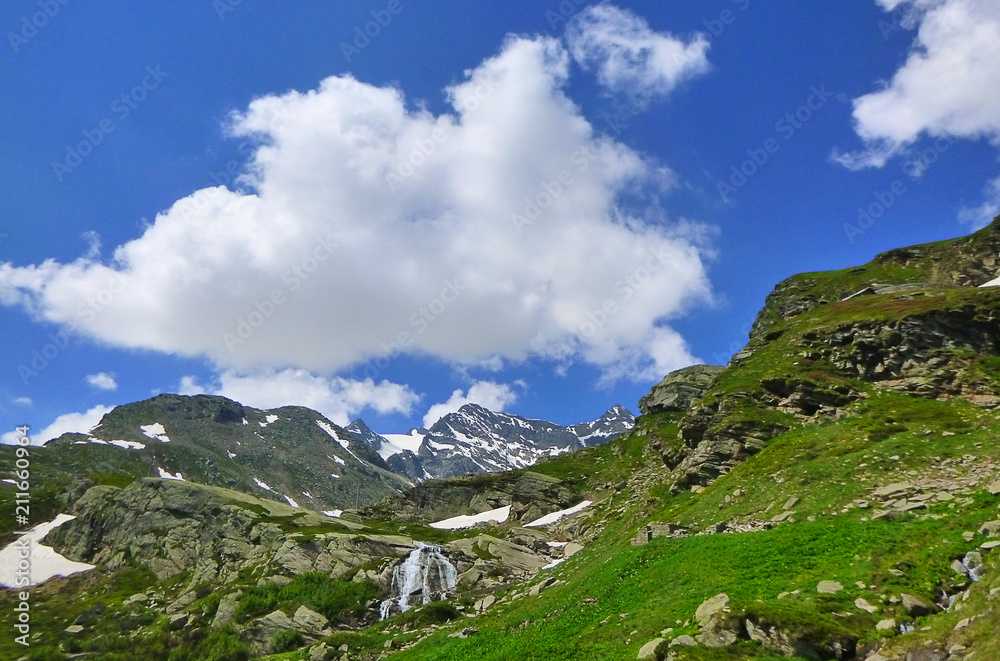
422,381,520,428
566,3,710,104
959,175,1000,229
0,34,712,385
836,0,1000,169
180,370,420,426
85,372,118,391
1,404,115,446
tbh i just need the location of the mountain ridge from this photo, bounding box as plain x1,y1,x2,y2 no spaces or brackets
352,402,635,481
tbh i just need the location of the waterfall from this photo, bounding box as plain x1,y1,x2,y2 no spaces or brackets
963,551,985,582
940,551,986,612
379,543,457,620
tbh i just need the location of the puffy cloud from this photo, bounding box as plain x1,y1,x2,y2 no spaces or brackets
85,372,118,391
959,175,1000,229
422,381,519,428
0,34,711,384
1,404,115,445
180,370,420,426
566,3,710,104
836,0,1000,169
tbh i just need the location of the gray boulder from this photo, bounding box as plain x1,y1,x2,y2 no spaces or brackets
639,365,725,415
293,605,331,637
901,593,932,618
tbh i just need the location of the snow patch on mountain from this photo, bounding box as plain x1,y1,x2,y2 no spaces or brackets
377,430,425,459
429,505,511,529
140,423,171,443
525,500,592,527
157,468,184,481
0,515,95,587
316,419,364,463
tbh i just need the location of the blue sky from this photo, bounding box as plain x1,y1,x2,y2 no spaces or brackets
2,1,1000,443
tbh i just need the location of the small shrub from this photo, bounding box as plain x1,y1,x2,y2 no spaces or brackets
201,625,251,661
271,628,306,653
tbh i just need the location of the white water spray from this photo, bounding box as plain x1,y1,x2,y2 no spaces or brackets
379,543,457,620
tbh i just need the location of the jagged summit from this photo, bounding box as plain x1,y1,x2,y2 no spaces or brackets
365,402,635,481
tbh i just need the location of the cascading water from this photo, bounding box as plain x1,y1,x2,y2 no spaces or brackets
379,543,458,620
940,550,986,612
962,551,985,583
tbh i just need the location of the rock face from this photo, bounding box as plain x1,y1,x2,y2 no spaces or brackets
371,470,578,526
638,365,725,415
45,478,413,584
640,222,1000,495
799,309,1000,404
695,593,741,648
667,401,789,489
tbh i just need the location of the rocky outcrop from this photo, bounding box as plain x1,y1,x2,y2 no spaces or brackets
638,365,725,416
748,217,1000,346
803,308,1000,405
45,478,413,585
665,399,788,489
370,470,578,526
655,294,1000,492
663,594,858,660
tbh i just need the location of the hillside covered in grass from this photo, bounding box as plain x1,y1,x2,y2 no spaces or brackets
3,220,1000,661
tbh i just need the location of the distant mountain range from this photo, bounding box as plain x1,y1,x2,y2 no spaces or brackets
43,395,634,509
347,403,635,480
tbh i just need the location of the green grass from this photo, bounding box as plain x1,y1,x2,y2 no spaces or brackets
384,387,1000,661
234,571,378,624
